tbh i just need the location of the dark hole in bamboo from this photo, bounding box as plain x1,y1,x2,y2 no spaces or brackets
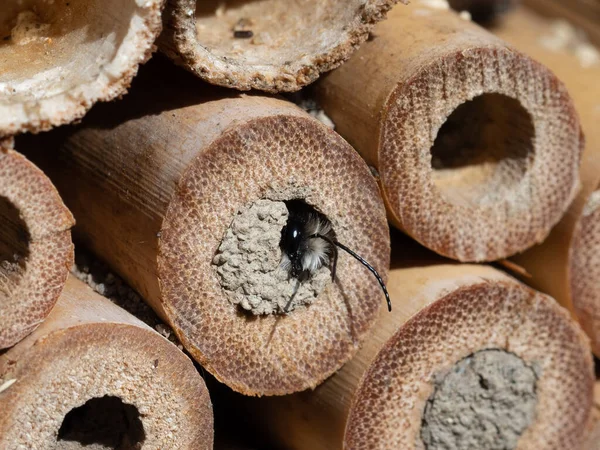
0,195,30,297
57,395,145,449
430,93,535,207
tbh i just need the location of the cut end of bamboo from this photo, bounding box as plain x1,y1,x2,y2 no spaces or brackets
381,43,582,262
0,147,73,349
0,276,213,449
570,189,600,356
0,0,164,136
345,275,593,448
160,0,405,92
159,109,390,395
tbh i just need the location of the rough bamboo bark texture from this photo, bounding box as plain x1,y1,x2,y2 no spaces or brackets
231,262,593,450
0,275,214,449
582,381,600,450
0,141,74,349
494,8,600,356
18,60,390,396
158,0,406,93
0,0,165,137
314,1,583,262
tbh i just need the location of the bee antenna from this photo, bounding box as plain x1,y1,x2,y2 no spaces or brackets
309,234,392,312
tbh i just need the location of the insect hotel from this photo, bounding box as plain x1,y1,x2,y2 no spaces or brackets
0,0,599,449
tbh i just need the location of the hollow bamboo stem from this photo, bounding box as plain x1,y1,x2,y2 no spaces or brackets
18,59,390,396
0,0,165,137
158,0,406,92
313,1,583,262
0,275,214,449
494,8,600,356
0,141,74,349
225,260,593,449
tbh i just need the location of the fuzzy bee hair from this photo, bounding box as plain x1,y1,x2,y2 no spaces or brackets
280,200,391,311
280,213,334,275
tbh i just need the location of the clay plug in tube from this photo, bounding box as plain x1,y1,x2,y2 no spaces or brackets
18,59,391,396
219,239,593,449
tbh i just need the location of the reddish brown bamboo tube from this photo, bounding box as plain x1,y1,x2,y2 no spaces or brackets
18,59,390,396
313,2,583,262
492,8,600,356
227,260,593,449
0,275,213,448
158,0,406,92
0,141,74,349
0,0,164,137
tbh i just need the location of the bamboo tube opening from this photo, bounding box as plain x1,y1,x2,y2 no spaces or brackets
0,148,74,349
0,0,163,136
315,4,582,262
420,349,538,449
430,93,535,208
233,261,593,449
57,395,145,449
214,198,332,315
0,195,30,297
0,276,214,449
569,188,600,355
161,0,404,92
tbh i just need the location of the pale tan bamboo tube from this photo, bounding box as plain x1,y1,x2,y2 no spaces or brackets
582,381,600,450
18,59,390,396
230,261,593,449
0,141,74,349
0,275,213,449
313,2,583,262
0,0,165,137
158,0,406,93
492,9,600,356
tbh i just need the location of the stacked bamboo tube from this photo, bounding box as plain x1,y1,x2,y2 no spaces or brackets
492,9,600,356
159,0,406,92
0,275,213,448
2,1,598,448
0,0,165,136
313,0,583,262
18,57,391,396
218,240,593,449
0,139,73,349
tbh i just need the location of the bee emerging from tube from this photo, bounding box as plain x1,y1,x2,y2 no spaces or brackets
280,200,391,312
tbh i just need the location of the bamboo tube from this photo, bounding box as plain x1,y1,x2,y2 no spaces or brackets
0,0,165,137
0,140,74,349
0,275,213,448
313,1,583,262
225,257,593,449
18,59,390,396
448,0,519,23
522,0,600,47
582,380,600,450
492,9,600,356
158,0,406,93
